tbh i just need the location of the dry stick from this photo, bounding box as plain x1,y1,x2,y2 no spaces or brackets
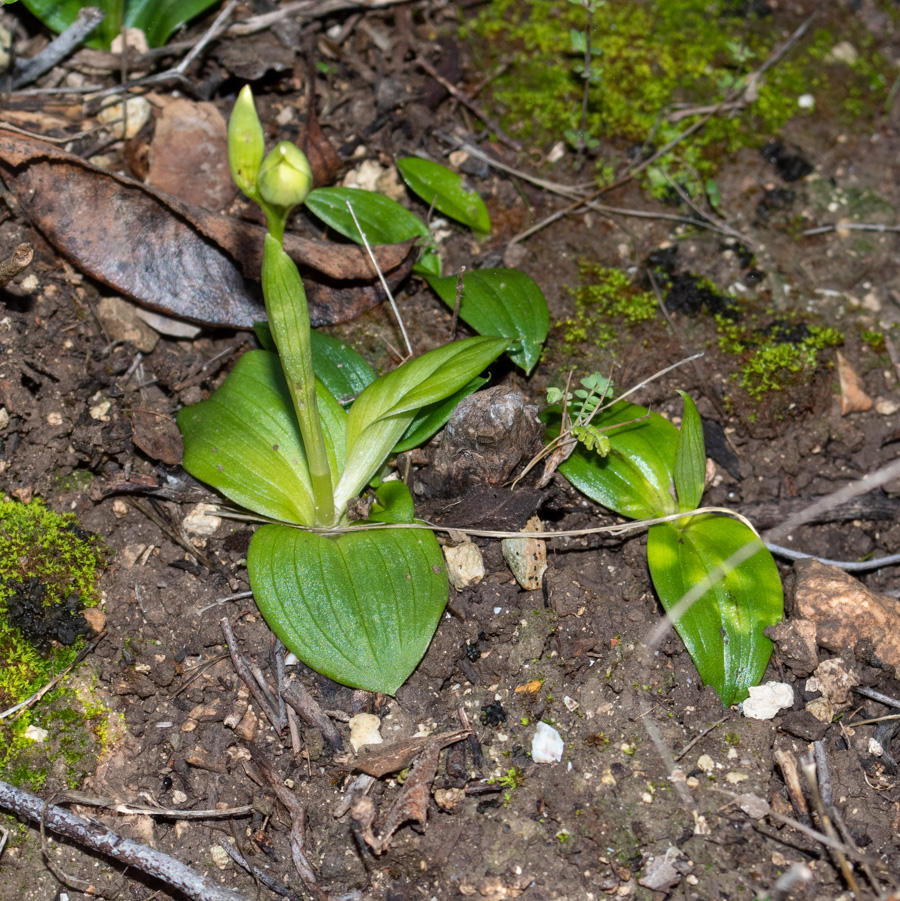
853,685,900,709
673,714,730,762
885,335,900,388
219,839,305,901
802,756,859,894
345,201,413,358
228,0,412,36
282,679,344,752
416,57,521,151
0,242,34,288
0,780,251,901
11,7,105,89
802,222,900,236
247,743,329,901
449,266,466,340
220,617,286,733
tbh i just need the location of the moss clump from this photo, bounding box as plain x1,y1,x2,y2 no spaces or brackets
0,498,110,787
462,1,892,184
562,263,657,348
717,318,843,399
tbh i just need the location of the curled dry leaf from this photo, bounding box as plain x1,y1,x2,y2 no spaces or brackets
0,129,417,328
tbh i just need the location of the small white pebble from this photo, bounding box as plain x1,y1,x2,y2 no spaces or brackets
531,721,563,764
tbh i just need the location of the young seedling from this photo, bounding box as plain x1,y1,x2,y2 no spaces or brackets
544,380,782,705
178,87,509,694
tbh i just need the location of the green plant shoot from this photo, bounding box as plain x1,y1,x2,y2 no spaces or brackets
178,87,509,694
546,382,782,705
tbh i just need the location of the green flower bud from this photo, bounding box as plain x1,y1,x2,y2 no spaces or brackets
228,85,265,197
257,142,313,212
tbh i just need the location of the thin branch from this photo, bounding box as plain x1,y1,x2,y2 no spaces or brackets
0,243,34,288
0,780,252,901
12,7,105,89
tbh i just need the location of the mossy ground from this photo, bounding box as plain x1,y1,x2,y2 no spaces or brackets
547,262,844,414
0,498,112,790
462,0,892,187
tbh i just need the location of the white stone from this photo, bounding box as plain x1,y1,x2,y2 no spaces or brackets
741,681,794,720
24,725,49,742
209,844,231,870
97,95,152,140
349,713,383,752
182,503,221,537
797,94,815,109
531,721,563,764
443,542,485,590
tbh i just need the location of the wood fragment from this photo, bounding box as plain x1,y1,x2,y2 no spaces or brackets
282,679,344,752
0,779,251,901
0,242,33,288
354,729,470,778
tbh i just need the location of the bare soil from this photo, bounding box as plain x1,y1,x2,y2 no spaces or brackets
1,2,899,900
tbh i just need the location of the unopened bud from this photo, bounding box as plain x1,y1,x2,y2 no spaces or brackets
257,143,313,212
228,85,264,196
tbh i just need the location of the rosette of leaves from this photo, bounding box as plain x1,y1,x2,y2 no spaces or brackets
178,88,508,694
545,380,782,705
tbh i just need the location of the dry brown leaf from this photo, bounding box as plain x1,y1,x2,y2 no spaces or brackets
354,728,470,778
0,129,416,328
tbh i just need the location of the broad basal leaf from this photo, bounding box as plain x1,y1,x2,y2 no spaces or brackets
248,520,448,694
425,269,549,374
306,186,441,276
647,515,783,706
334,336,508,512
397,157,490,235
310,329,375,403
550,400,679,520
178,350,347,525
674,391,705,512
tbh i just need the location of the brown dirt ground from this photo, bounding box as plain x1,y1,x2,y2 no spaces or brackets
1,2,899,900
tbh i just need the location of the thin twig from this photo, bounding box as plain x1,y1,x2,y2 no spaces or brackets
674,714,730,761
417,58,521,151
12,8,106,89
220,617,286,733
765,544,900,572
346,201,413,358
449,266,465,340
853,686,900,709
0,780,251,901
219,840,305,901
802,222,900,236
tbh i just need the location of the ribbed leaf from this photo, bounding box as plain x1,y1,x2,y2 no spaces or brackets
248,520,447,694
647,515,783,706
178,350,347,525
306,186,441,276
397,157,490,234
334,336,507,511
674,391,705,512
551,400,680,520
425,269,549,374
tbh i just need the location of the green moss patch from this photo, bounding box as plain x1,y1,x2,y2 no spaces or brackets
462,1,891,183
0,498,111,789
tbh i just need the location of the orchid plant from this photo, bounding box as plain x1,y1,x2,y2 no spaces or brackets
178,87,508,694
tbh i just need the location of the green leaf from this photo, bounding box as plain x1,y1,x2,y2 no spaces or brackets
397,157,491,235
306,186,441,276
334,337,508,513
647,515,783,706
393,376,487,454
674,391,705,512
20,0,221,49
550,400,679,519
248,521,448,694
178,350,345,526
310,330,376,403
124,0,222,47
368,480,416,524
425,269,549,375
